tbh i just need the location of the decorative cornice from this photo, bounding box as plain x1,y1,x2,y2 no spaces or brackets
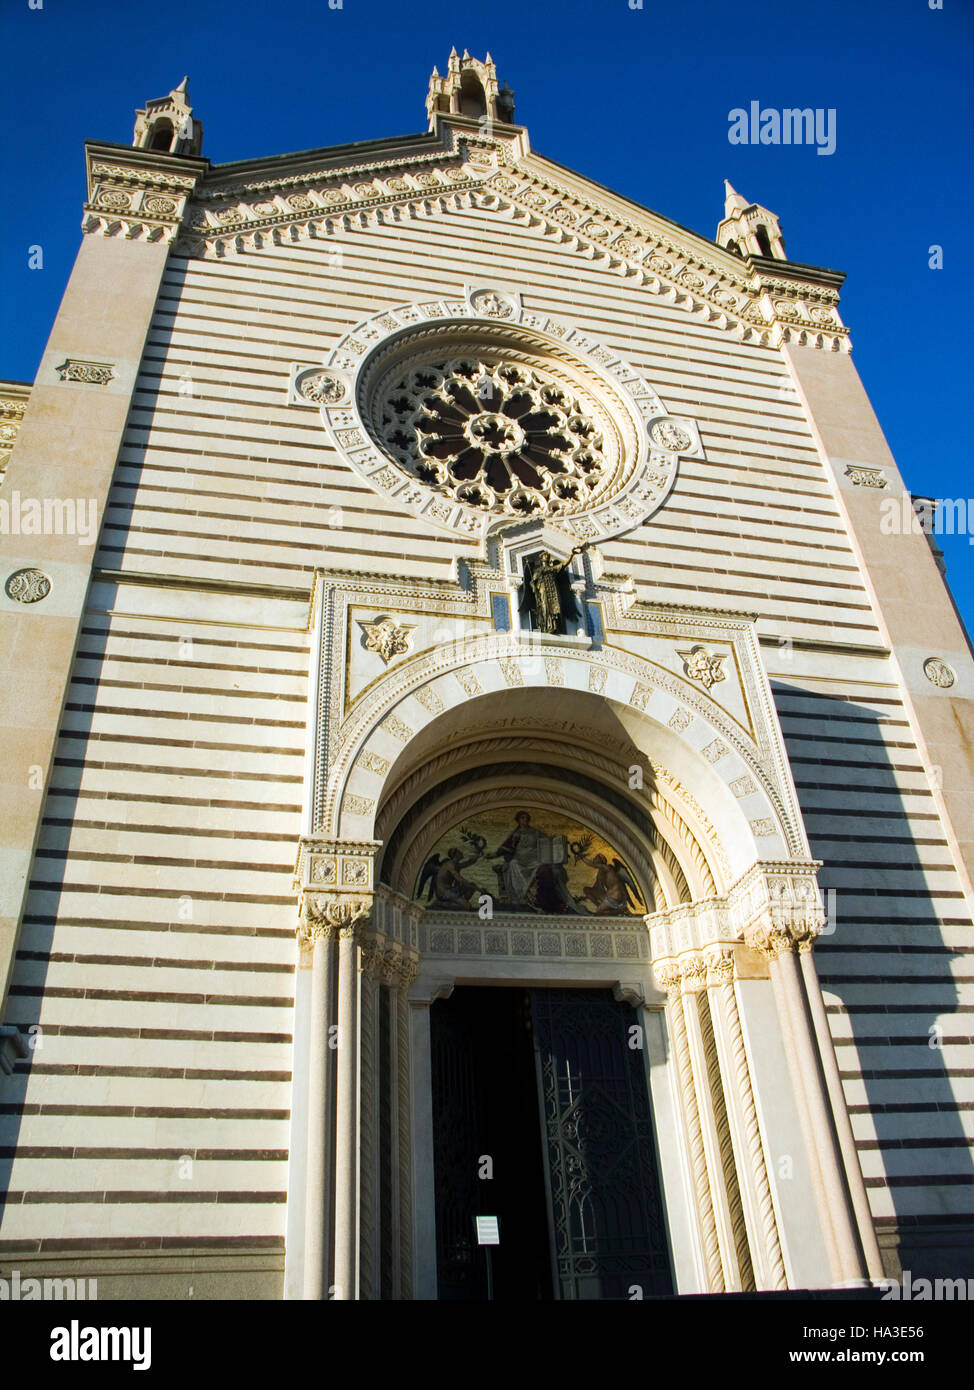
0,384,30,477
82,142,206,245
157,124,847,350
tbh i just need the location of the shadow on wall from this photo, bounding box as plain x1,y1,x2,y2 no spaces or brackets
773,678,974,1281
0,621,109,1236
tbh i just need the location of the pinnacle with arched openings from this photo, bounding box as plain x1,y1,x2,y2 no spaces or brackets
132,77,203,157
426,51,515,128
716,181,787,260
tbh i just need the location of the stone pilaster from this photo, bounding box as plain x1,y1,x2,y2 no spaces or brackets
0,146,206,1011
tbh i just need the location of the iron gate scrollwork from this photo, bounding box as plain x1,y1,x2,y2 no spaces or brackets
531,989,674,1299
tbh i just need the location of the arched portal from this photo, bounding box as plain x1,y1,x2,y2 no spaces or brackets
287,600,879,1302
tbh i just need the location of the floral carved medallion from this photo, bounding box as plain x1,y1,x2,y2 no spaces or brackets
295,288,703,548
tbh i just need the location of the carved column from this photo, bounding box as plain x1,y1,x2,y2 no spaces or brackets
293,838,379,1300
677,956,748,1291
297,917,338,1300
333,914,364,1301
746,914,869,1285
799,949,885,1280
357,938,383,1301
393,953,420,1300
705,947,787,1290
655,964,724,1292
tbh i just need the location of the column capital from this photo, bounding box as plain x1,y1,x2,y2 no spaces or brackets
297,893,373,949
294,838,382,949
359,932,420,987
731,861,826,959
704,945,736,986
653,962,684,997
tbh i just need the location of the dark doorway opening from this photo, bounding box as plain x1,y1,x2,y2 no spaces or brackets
431,987,552,1300
430,985,674,1300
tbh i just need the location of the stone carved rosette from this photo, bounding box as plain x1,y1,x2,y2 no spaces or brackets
292,292,704,551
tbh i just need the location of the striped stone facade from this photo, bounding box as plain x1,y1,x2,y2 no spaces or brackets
1,60,971,1298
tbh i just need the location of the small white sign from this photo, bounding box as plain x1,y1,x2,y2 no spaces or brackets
475,1216,500,1246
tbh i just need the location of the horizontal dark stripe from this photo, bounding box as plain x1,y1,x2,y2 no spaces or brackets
817,889,965,899
17,950,291,973
40,818,300,843
64,701,305,729
790,756,925,771
71,677,306,703
7,986,292,1006
57,731,304,755
46,790,302,812
52,757,303,784
3,1190,287,1204
33,849,293,872
872,1214,974,1229
817,944,971,955
848,1102,974,1113
75,648,307,677
806,836,950,848
840,1068,974,1079
863,1175,974,1188
0,1236,285,1253
835,1037,974,1047
814,861,957,872
829,1005,974,1015
794,782,933,797
784,734,918,750
3,1022,291,1043
0,1104,289,1119
22,1065,291,1081
857,1138,974,1150
27,882,291,903
802,811,942,822
0,1147,287,1160
79,623,306,655
20,916,294,940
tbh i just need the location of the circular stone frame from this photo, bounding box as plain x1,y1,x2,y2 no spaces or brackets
303,288,703,546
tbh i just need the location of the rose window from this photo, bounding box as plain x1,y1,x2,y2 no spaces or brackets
376,358,611,516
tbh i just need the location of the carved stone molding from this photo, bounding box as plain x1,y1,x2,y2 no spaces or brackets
0,390,28,475
357,615,415,665
648,860,825,970
5,569,51,604
298,894,373,945
294,837,381,946
165,115,848,348
923,657,956,689
844,464,887,489
82,146,202,245
55,359,114,386
678,645,726,689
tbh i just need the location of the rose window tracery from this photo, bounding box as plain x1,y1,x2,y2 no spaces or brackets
376,357,611,517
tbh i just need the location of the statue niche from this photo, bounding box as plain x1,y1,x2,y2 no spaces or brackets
519,550,582,635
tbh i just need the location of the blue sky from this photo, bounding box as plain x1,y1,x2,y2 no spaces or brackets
2,0,972,632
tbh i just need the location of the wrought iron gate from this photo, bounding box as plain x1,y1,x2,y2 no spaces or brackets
531,989,673,1299
431,987,673,1300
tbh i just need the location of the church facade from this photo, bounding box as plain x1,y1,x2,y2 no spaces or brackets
1,54,972,1300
